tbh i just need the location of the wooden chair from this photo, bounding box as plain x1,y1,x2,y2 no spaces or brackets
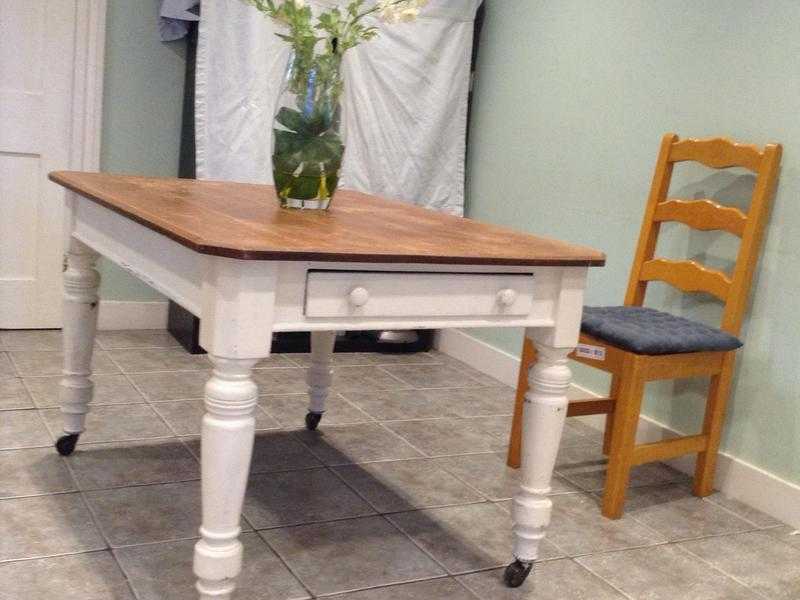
507,133,782,519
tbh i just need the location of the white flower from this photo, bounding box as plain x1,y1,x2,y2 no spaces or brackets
377,0,427,24
294,0,305,7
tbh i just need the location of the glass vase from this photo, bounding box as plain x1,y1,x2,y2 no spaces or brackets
271,52,345,210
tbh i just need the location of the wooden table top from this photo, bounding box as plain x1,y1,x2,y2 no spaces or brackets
50,171,605,267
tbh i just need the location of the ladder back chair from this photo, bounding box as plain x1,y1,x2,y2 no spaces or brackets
507,133,782,519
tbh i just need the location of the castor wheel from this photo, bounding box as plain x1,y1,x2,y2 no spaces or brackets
305,412,323,431
55,434,80,456
504,559,533,588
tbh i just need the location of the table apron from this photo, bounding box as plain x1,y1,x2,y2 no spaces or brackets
68,194,586,336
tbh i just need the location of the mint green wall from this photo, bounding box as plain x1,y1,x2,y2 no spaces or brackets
467,1,800,484
98,1,187,300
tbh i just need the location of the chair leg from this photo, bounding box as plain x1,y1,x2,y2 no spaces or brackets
693,352,736,497
602,375,621,456
507,339,536,468
601,359,645,519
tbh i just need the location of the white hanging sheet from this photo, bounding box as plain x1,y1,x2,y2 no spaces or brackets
195,0,480,215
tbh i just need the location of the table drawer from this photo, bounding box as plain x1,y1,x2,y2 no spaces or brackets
304,270,534,318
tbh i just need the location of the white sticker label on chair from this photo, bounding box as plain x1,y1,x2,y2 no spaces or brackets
576,344,606,361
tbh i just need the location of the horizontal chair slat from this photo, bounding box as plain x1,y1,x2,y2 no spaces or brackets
639,258,731,301
669,137,763,172
567,398,614,417
632,435,708,466
654,199,747,237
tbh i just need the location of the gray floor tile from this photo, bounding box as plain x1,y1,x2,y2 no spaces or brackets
108,347,210,373
555,443,688,492
295,423,423,465
388,502,562,574
384,418,504,456
243,468,375,528
0,409,52,449
342,389,457,421
0,493,105,560
0,352,15,376
429,353,507,387
328,578,478,599
185,430,323,474
433,452,579,501
259,392,373,427
0,377,33,410
623,483,754,541
152,399,279,436
458,559,627,600
347,388,515,422
288,352,382,367
680,530,800,599
0,551,135,600
9,350,120,376
705,492,784,527
0,329,64,351
289,352,439,368
763,525,800,550
261,515,445,596
24,373,145,408
469,415,514,440
0,447,76,498
254,353,298,369
129,370,211,401
66,438,199,490
333,458,484,512
116,533,309,600
576,544,759,599
381,364,484,389
253,367,310,395
545,492,666,556
555,425,602,449
421,387,515,417
40,404,173,444
96,329,180,350
331,365,411,393
562,418,604,444
370,352,441,366
85,480,248,547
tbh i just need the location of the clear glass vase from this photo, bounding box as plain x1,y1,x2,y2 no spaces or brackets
272,52,345,210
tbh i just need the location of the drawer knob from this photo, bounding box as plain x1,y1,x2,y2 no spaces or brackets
349,286,370,307
497,288,517,307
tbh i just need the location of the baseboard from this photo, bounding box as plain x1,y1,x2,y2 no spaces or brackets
98,301,168,330
435,328,800,529
434,328,521,387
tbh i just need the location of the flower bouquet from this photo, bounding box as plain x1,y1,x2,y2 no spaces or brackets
246,0,428,209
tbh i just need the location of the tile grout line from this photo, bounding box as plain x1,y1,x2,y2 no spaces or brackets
701,494,778,530
671,542,773,600
571,556,638,600
311,574,458,599
104,350,193,440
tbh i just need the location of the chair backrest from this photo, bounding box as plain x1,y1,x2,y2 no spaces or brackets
624,133,782,336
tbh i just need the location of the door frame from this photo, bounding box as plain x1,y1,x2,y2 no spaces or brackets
62,0,107,241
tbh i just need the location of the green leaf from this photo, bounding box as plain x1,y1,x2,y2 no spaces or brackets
274,107,305,133
289,174,321,200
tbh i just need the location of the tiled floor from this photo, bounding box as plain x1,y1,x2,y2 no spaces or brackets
0,329,798,599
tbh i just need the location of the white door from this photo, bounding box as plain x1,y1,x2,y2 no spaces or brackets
0,1,103,328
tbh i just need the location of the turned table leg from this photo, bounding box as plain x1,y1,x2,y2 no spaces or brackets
194,356,259,599
506,340,572,587
56,239,100,456
304,330,336,431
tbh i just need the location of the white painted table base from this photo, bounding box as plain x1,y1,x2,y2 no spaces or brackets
57,193,587,599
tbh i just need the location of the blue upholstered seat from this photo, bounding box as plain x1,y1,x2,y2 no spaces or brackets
581,306,742,355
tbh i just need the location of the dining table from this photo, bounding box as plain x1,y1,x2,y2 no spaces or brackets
48,171,605,598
